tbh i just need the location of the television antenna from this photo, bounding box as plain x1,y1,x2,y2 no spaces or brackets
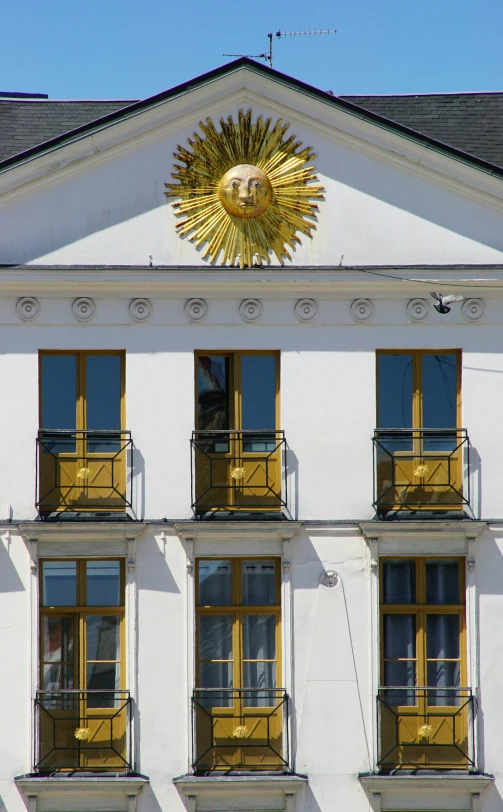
224,27,337,69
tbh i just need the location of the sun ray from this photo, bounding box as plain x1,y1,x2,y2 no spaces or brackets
165,109,324,267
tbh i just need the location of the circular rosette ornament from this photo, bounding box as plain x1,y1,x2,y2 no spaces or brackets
165,109,325,269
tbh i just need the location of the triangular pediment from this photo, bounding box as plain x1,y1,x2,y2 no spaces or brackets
2,59,503,268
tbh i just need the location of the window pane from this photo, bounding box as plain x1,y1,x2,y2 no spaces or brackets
377,354,413,430
42,561,77,606
242,560,276,605
86,561,121,606
426,614,460,659
243,662,277,707
43,663,74,692
241,356,276,431
382,559,415,604
40,355,76,453
241,355,277,452
197,355,229,431
426,560,459,604
86,355,122,452
41,355,76,430
199,615,233,660
422,354,457,429
86,615,120,661
42,616,74,662
383,662,416,706
86,662,120,707
199,662,233,689
427,661,461,706
242,615,276,660
383,614,416,659
198,560,232,605
198,662,233,707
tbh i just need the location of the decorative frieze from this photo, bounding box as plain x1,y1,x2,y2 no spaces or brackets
184,298,208,322
406,297,430,321
350,298,373,322
72,297,95,321
129,298,152,322
462,298,485,321
16,297,40,321
239,298,263,322
295,298,318,321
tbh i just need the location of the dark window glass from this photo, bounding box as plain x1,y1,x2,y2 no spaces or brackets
242,355,276,451
383,614,416,706
197,355,229,431
422,354,457,429
242,560,276,605
377,354,413,453
86,355,121,452
383,614,416,660
42,561,77,606
426,560,459,604
422,353,458,451
86,561,121,606
198,560,233,605
197,355,230,452
41,355,77,453
382,559,415,604
377,354,413,429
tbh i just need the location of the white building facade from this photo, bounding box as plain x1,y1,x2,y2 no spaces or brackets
1,59,503,812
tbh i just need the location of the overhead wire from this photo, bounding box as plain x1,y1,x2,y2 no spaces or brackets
351,267,503,290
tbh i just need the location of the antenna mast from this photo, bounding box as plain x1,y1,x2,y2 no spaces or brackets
224,27,336,69
267,28,336,68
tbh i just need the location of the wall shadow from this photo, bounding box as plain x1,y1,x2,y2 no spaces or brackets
130,446,145,521
0,535,25,593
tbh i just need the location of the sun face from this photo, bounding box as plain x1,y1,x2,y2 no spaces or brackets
165,109,325,268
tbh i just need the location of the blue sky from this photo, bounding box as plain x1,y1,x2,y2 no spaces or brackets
2,0,502,100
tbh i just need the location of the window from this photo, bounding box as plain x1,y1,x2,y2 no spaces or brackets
37,558,129,771
193,352,285,512
193,558,286,771
38,351,130,512
375,351,467,511
378,557,472,770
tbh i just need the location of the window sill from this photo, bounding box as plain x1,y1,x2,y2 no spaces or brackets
174,772,308,792
359,772,494,793
15,773,149,808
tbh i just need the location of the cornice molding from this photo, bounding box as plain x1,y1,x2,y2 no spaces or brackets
174,521,303,543
0,267,502,298
18,522,146,544
358,520,487,541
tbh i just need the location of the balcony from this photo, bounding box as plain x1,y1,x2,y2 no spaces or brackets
35,689,132,772
373,429,470,516
191,688,290,773
377,687,475,772
191,430,288,517
36,430,133,515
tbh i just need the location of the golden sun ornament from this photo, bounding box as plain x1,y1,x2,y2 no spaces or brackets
165,109,325,268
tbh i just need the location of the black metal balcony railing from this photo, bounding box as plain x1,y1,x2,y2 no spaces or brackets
35,690,132,772
373,428,470,513
191,430,287,515
192,688,290,773
36,429,133,513
377,687,475,771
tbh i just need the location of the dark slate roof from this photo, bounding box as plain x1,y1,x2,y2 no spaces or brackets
0,59,502,177
341,92,503,170
0,99,136,162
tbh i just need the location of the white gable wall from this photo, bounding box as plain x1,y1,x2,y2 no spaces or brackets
1,87,503,267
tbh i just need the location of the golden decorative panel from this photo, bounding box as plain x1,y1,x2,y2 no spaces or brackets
165,109,324,268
